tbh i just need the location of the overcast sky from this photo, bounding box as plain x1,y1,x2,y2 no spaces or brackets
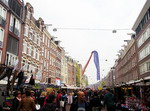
24,0,146,84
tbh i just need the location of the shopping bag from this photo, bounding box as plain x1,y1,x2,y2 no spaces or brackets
35,104,41,110
60,101,64,107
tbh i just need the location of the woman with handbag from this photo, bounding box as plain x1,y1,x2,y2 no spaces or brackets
41,94,58,111
61,91,67,111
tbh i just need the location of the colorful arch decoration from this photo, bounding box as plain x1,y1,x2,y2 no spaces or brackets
82,51,100,80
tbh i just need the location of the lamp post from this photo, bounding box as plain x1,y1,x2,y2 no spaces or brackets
111,67,115,87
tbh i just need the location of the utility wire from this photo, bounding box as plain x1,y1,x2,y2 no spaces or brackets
53,27,131,31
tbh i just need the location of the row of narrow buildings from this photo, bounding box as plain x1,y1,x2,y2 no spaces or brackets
102,0,150,87
0,0,87,87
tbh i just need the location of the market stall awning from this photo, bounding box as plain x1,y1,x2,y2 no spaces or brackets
61,85,79,89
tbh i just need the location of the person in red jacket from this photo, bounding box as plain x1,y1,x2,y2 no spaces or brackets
56,90,62,109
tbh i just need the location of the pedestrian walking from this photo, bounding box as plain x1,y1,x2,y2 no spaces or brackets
89,91,102,111
56,90,62,109
104,88,115,111
70,91,90,111
38,91,47,107
41,94,58,111
18,90,35,111
12,91,22,111
61,91,67,111
31,90,37,103
43,92,50,106
67,92,73,105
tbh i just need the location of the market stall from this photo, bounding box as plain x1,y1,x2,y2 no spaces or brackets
114,85,150,111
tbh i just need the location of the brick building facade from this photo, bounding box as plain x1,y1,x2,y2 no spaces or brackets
0,1,82,86
22,3,43,82
0,0,24,69
133,0,150,83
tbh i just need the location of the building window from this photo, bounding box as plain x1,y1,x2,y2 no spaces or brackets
0,28,4,48
37,35,39,45
37,50,40,60
23,41,27,53
1,0,8,6
24,25,29,37
31,46,34,57
45,48,46,58
34,33,37,43
0,5,6,28
9,0,22,17
139,42,150,61
29,45,31,56
0,50,2,63
136,8,150,35
33,47,36,59
9,14,21,36
5,52,18,66
42,34,45,43
29,32,33,40
138,25,150,48
0,5,7,19
140,61,150,75
7,35,18,55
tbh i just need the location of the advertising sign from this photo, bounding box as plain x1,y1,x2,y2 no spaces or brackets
55,78,60,86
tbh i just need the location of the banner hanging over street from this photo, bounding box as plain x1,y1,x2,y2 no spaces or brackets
82,50,100,80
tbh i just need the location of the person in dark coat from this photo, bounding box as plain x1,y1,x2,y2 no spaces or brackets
41,94,58,111
29,74,35,85
70,91,90,111
89,91,102,111
0,105,3,111
104,88,115,111
61,91,67,111
12,91,22,111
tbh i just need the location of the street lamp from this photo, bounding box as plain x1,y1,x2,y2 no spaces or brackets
111,67,115,87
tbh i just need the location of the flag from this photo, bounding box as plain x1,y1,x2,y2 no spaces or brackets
92,51,100,80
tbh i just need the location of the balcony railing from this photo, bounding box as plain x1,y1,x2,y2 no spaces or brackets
0,15,6,28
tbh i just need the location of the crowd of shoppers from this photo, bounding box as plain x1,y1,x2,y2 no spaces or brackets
2,87,118,111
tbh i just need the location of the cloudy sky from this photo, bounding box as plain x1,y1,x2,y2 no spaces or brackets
24,0,146,84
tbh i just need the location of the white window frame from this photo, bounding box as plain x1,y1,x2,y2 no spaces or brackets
24,25,29,37
23,41,27,53
0,28,4,42
9,14,21,36
0,5,7,19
